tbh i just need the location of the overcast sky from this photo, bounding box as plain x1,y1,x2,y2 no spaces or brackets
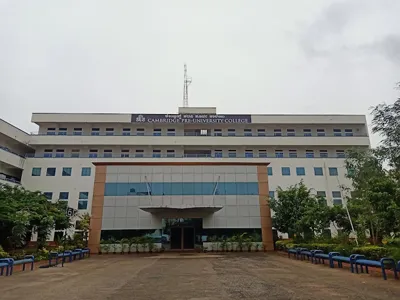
0,0,399,145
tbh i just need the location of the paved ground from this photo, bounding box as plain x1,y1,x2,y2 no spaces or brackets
1,253,400,299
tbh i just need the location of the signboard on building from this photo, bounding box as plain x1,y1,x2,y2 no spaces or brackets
131,114,252,124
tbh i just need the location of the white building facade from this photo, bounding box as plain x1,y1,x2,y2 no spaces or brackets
0,107,370,251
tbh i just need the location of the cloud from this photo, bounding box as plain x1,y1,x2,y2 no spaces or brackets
361,35,400,65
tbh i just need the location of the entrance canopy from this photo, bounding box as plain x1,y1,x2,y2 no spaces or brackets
139,205,223,216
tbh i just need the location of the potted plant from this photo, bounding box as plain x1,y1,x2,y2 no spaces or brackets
140,237,148,253
236,233,247,252
245,238,253,252
220,239,227,252
148,240,155,253
128,238,135,254
255,243,260,252
134,237,141,254
120,238,129,254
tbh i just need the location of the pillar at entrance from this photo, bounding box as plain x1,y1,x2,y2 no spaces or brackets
257,165,274,251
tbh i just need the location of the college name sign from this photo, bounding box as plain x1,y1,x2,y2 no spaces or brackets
131,114,252,124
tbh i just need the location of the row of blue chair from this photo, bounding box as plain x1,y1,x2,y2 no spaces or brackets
0,255,35,277
288,248,400,281
48,248,91,266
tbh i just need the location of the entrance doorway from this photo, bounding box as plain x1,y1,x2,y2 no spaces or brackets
170,227,195,249
163,218,202,250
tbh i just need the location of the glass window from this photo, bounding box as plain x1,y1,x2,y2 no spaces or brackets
257,129,265,136
214,150,223,158
81,167,91,176
73,128,82,135
103,150,112,158
227,129,235,136
244,129,252,136
333,129,342,136
329,167,338,176
303,129,312,136
166,150,175,158
89,150,98,158
281,167,291,176
267,167,273,176
59,192,69,200
214,129,222,136
121,150,129,158
287,129,295,136
314,167,323,176
296,167,305,176
269,191,275,199
55,149,64,158
245,150,253,158
47,128,56,135
317,191,326,198
32,167,41,176
122,128,131,136
43,192,53,200
333,199,343,206
153,150,161,158
79,192,89,199
46,167,56,176
78,200,88,210
135,150,144,158
275,150,284,158
345,129,353,136
228,150,236,158
105,128,114,136
167,129,176,136
332,191,341,198
153,129,162,136
136,128,145,136
274,129,282,136
289,150,297,158
58,128,67,135
306,150,314,158
44,149,53,158
71,149,80,158
91,128,100,136
320,150,328,158
336,150,346,158
317,129,325,136
259,150,267,158
62,167,72,176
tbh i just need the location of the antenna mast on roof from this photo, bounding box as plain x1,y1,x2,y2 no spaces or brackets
183,63,192,107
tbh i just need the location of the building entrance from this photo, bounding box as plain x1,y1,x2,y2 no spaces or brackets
163,218,202,250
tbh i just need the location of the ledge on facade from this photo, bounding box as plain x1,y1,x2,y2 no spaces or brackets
139,206,223,215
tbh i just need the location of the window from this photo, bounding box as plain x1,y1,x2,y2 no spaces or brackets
46,167,56,176
281,167,291,176
166,150,175,158
121,150,129,158
303,129,312,136
153,129,162,136
244,129,252,136
78,200,88,210
135,150,144,158
62,167,72,176
287,129,295,136
79,192,89,199
91,128,100,136
269,191,275,199
332,191,342,206
47,128,56,135
153,150,161,158
44,149,53,158
317,191,326,197
320,150,328,158
227,129,235,136
214,150,223,158
122,128,131,136
55,149,64,158
136,128,145,136
317,191,327,205
317,129,325,136
274,129,282,136
71,149,80,158
103,150,112,158
43,192,53,200
305,150,314,158
257,129,266,136
89,149,98,158
58,128,67,135
333,129,342,136
296,167,305,176
289,150,297,158
167,129,176,136
214,129,222,136
81,167,91,176
345,129,353,136
59,192,69,200
245,150,253,158
336,150,346,158
228,150,236,158
73,128,82,135
314,167,323,176
200,129,208,136
329,167,338,176
32,167,41,176
105,128,114,136
332,191,341,198
275,150,284,158
333,199,343,206
259,150,267,158
267,167,273,176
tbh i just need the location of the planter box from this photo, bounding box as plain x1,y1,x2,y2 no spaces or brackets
203,242,263,252
100,243,162,254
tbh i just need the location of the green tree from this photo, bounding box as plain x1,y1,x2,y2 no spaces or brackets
0,184,73,250
76,213,91,247
269,181,331,240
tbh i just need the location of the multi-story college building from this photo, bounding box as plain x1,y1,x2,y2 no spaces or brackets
0,107,370,252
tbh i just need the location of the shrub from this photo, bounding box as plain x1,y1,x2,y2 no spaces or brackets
0,246,10,258
352,246,390,260
275,240,294,251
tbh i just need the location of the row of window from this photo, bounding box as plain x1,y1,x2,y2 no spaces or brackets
268,190,343,206
269,166,339,176
32,167,91,177
44,127,358,137
43,191,89,209
35,149,347,159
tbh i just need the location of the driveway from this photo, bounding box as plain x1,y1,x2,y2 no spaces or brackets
1,253,399,299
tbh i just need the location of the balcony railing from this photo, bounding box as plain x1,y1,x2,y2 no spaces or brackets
0,145,26,159
0,173,21,184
